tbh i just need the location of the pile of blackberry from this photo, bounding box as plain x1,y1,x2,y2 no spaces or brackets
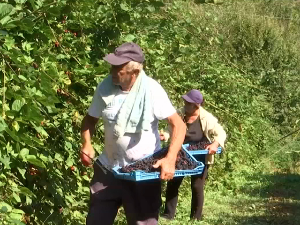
187,141,210,151
120,147,198,173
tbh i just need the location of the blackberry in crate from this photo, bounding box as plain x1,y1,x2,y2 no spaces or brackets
187,141,211,151
120,147,198,173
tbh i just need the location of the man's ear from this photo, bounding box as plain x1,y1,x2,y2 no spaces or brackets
132,68,140,77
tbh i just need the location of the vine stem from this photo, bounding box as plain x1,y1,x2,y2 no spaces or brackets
42,211,53,224
2,59,6,119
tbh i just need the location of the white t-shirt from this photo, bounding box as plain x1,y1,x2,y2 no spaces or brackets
88,76,176,168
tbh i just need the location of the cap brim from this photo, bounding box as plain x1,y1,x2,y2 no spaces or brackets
182,95,196,104
103,53,131,65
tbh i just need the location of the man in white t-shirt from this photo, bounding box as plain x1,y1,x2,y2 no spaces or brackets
80,42,186,225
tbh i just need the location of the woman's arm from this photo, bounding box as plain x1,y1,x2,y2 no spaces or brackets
205,112,227,154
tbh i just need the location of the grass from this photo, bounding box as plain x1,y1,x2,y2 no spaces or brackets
114,163,300,225
158,168,300,225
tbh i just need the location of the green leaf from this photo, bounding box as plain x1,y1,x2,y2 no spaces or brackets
0,202,12,213
56,54,68,59
21,41,33,52
30,122,48,137
0,15,11,25
55,153,64,162
15,0,27,4
0,118,7,132
48,6,61,16
23,104,44,123
146,6,155,12
76,79,89,87
19,187,35,197
13,193,21,203
123,34,135,42
25,196,32,205
12,209,25,215
17,168,26,179
66,157,74,167
5,128,19,141
73,210,81,218
120,3,129,11
39,154,48,163
18,18,34,33
0,4,14,19
26,155,46,168
19,134,33,146
6,141,12,153
63,78,71,85
47,64,59,77
0,181,5,188
0,29,8,36
19,148,29,158
82,175,90,181
0,156,11,169
9,212,23,221
18,75,27,81
4,36,15,50
31,136,44,145
12,99,25,111
27,0,37,10
16,142,20,152
65,195,74,204
65,141,72,149
23,55,34,64
12,121,20,131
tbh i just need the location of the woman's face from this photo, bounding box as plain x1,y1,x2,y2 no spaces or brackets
184,100,199,114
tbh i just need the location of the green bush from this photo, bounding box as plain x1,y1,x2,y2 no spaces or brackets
0,0,299,224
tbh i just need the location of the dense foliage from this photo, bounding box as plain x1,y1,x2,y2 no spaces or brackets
1,0,299,224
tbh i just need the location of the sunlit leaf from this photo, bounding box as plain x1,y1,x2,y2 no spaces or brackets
12,99,25,112
0,202,12,213
26,155,46,168
19,187,35,197
19,148,29,158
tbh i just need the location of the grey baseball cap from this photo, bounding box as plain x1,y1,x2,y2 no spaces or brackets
182,89,204,104
103,42,145,65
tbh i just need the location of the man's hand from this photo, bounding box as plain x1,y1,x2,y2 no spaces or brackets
205,141,219,155
155,113,186,180
80,143,95,167
153,156,176,180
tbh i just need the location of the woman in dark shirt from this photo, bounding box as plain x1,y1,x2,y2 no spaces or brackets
160,89,226,221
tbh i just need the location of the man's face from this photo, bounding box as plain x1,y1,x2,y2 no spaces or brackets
110,63,133,86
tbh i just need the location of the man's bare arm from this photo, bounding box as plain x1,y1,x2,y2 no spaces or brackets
80,114,99,166
153,113,186,180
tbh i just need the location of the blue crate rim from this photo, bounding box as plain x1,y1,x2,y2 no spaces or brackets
112,164,204,177
112,146,204,181
182,143,222,154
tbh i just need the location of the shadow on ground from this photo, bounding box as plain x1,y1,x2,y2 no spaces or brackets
232,172,300,225
246,173,300,200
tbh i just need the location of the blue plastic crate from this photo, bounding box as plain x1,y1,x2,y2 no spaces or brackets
182,143,222,155
112,148,205,182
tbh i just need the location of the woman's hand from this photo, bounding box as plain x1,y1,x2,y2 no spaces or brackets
205,141,219,155
160,130,166,141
